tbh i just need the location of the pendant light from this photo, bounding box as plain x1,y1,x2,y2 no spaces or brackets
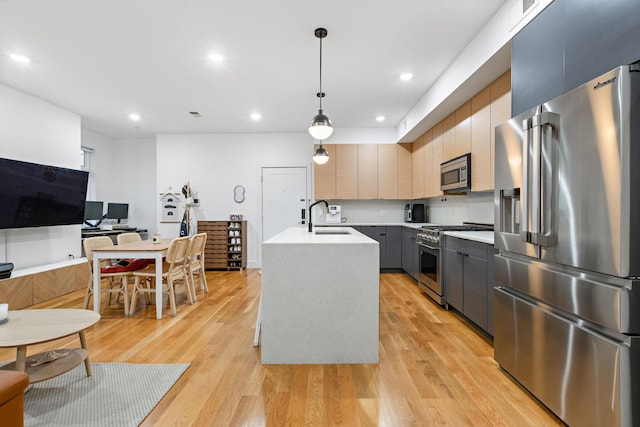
308,28,333,141
313,142,329,164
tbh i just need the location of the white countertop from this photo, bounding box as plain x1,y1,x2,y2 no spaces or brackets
263,226,378,245
444,230,494,245
316,222,435,229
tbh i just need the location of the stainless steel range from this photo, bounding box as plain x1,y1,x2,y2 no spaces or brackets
416,223,492,305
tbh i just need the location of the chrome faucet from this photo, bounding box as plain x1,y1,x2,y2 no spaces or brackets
308,200,329,232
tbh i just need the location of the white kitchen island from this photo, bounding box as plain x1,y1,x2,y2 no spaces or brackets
261,226,379,364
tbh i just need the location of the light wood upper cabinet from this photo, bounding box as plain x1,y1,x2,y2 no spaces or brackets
455,102,471,157
442,112,456,161
398,144,412,199
431,122,444,198
357,144,378,199
377,144,397,199
411,134,425,199
336,144,358,199
314,71,511,199
313,143,336,199
378,144,398,199
491,70,511,187
471,87,492,192
422,129,433,198
314,143,415,200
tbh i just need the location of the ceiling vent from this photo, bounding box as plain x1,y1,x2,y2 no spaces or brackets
189,111,201,117
522,0,535,13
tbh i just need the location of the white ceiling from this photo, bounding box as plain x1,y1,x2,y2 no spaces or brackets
0,0,506,140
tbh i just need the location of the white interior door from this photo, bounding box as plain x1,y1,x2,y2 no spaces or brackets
262,167,307,242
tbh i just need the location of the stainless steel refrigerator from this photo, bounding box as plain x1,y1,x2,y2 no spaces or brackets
494,64,640,427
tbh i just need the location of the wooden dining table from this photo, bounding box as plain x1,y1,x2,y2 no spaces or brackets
92,238,173,319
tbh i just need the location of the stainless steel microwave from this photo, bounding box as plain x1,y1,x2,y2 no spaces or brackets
440,153,471,193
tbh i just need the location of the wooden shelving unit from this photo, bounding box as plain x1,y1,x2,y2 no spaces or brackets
197,220,246,271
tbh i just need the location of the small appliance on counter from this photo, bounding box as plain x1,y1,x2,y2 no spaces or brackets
326,205,342,224
0,262,13,279
404,203,426,223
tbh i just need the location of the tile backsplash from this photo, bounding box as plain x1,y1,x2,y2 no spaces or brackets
314,192,494,225
424,191,494,225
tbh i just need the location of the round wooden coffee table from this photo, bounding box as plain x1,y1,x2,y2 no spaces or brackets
0,309,100,383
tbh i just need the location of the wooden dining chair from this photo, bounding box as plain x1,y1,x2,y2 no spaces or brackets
116,232,142,245
82,236,142,316
186,232,208,300
129,236,192,317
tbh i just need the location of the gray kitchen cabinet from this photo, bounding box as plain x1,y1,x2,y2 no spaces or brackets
401,227,419,280
512,0,640,116
357,226,402,270
487,244,497,336
444,244,464,310
444,236,493,334
385,226,402,269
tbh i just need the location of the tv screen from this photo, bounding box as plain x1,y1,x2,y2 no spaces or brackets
0,158,89,230
106,203,128,222
84,201,104,221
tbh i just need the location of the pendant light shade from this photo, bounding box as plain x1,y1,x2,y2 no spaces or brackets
313,143,330,165
309,28,333,141
309,111,333,140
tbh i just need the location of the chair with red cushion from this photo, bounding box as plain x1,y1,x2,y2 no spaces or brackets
82,236,148,316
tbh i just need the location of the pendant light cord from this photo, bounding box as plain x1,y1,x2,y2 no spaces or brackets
318,35,323,111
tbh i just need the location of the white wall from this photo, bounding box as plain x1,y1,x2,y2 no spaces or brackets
81,129,157,234
157,133,314,268
0,84,82,269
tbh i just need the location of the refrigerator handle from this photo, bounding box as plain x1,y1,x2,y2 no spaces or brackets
520,118,535,244
537,112,559,247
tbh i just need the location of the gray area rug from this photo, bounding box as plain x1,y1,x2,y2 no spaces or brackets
23,363,190,427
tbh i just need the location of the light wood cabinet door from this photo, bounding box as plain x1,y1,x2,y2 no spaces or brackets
378,144,398,199
431,122,444,198
442,112,456,161
358,144,378,199
471,87,492,191
455,101,471,157
398,144,412,199
422,129,434,198
491,70,511,187
411,134,425,199
313,143,336,199
336,144,358,199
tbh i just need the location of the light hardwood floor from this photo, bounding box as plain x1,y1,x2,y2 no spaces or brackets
0,270,564,426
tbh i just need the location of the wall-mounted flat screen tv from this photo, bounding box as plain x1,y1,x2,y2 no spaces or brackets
0,157,89,230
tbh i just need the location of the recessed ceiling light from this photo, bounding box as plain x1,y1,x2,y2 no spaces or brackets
209,53,224,62
9,53,30,63
129,113,141,122
251,113,262,121
376,115,386,122
400,73,413,81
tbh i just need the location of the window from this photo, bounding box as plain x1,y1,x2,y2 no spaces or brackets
81,146,96,200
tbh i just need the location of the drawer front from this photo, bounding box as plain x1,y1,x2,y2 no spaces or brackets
445,236,487,259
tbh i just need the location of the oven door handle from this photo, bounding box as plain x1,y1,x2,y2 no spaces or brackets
417,242,440,252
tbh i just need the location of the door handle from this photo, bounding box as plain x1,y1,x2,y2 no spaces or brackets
537,112,559,247
520,117,532,243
